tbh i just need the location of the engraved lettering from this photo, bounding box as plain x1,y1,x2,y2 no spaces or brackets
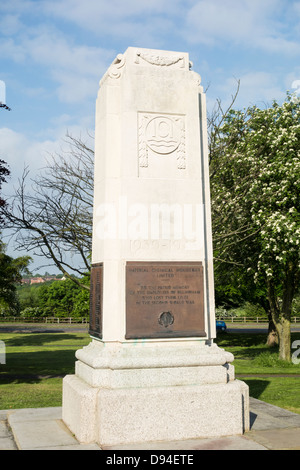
126,262,205,339
89,264,103,339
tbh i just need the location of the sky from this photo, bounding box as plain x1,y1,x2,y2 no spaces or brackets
1,0,300,272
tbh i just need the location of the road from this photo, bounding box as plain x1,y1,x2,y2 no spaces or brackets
226,324,300,334
0,322,300,335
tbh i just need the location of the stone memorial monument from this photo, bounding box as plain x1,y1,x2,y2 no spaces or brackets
62,47,249,447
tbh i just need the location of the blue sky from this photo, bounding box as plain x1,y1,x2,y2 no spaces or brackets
1,0,300,271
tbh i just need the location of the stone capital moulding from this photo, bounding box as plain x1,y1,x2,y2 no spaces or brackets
134,50,202,88
99,53,126,87
135,51,186,68
98,48,202,90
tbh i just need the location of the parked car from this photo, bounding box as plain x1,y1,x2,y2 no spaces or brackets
216,320,227,332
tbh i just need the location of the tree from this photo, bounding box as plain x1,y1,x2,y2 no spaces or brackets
17,283,43,312
0,240,31,315
207,81,254,309
38,277,89,317
1,134,94,290
210,92,300,361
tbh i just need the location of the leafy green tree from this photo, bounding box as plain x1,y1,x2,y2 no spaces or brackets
39,277,89,317
0,240,31,315
211,92,300,361
17,283,43,312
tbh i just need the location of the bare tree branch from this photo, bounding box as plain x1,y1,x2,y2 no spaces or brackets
1,134,94,289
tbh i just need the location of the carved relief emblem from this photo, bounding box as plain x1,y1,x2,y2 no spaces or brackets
139,113,186,169
146,116,180,154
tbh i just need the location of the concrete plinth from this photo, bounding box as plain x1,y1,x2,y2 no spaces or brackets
62,340,249,447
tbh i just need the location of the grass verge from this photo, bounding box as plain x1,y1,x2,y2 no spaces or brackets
216,331,300,414
0,328,90,409
0,327,299,412
0,378,63,409
241,377,300,414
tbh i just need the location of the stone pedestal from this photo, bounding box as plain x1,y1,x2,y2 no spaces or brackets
62,47,249,447
63,341,249,446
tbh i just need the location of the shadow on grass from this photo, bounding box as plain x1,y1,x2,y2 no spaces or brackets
216,332,273,360
242,378,270,399
216,331,300,363
216,331,300,347
0,348,78,384
216,332,267,348
3,333,82,347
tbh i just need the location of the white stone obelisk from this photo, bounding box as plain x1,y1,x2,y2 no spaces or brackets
62,47,249,447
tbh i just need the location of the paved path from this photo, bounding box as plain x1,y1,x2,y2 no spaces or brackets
1,398,300,451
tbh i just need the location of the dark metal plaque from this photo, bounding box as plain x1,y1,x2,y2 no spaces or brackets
88,263,103,339
126,261,206,339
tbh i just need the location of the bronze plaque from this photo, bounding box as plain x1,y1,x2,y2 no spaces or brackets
126,261,206,339
88,263,103,339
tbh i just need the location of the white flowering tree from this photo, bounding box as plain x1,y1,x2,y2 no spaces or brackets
211,93,300,361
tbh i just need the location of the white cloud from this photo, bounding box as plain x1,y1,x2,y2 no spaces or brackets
23,31,113,103
0,0,33,16
40,0,193,49
258,36,300,56
184,0,300,55
42,0,181,34
0,128,62,185
24,30,107,75
0,14,23,36
0,123,94,180
185,0,257,45
0,37,27,63
284,67,300,94
0,24,114,104
291,1,300,16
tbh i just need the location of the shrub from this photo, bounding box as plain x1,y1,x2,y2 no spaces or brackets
21,306,43,318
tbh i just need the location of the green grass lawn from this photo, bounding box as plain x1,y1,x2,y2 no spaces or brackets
216,331,300,413
0,328,90,410
0,326,299,413
216,331,300,374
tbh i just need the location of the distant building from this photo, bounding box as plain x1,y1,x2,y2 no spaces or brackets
21,275,62,285
30,277,45,284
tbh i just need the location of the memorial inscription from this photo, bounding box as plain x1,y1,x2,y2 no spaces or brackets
89,263,103,339
126,261,205,339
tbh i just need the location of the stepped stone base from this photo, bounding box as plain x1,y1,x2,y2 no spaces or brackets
62,340,249,446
